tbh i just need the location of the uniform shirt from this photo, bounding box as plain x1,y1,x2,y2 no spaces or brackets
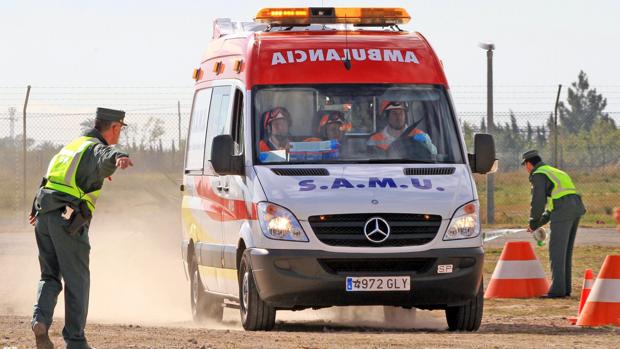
34,128,129,215
367,125,404,151
528,162,586,230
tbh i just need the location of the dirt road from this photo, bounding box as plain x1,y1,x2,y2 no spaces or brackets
2,180,619,348
2,228,619,348
2,307,619,349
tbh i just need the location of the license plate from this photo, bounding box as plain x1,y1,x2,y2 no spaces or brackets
345,276,410,292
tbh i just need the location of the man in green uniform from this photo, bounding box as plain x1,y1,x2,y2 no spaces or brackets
522,150,586,298
29,108,133,349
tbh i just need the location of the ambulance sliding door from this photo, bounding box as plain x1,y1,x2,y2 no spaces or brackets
221,87,246,296
183,87,220,292
202,85,232,294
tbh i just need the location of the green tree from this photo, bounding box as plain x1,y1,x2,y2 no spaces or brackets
526,122,533,145
139,117,166,149
558,71,611,134
461,120,475,150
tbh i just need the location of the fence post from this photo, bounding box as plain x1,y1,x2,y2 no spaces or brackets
484,45,495,224
177,101,182,168
22,85,31,214
177,101,181,151
553,84,562,167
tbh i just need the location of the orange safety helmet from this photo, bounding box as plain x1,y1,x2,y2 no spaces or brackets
317,110,351,137
262,107,292,133
380,101,409,114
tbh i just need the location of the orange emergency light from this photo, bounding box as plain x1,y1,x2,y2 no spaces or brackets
255,7,411,26
192,68,202,81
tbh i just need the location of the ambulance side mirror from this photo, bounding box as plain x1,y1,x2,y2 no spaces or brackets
210,135,244,176
468,133,497,174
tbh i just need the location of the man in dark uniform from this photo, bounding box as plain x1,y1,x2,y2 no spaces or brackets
522,150,586,298
29,108,133,349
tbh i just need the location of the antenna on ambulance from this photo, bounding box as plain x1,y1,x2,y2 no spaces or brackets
343,15,352,71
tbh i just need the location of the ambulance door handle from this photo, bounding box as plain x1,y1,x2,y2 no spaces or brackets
221,177,230,192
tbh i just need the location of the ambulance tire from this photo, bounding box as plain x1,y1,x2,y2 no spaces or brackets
445,281,483,332
239,251,276,331
189,257,224,323
383,306,417,329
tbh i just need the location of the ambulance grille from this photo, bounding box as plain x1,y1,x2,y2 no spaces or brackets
308,213,442,247
319,258,436,274
271,168,329,176
404,167,455,176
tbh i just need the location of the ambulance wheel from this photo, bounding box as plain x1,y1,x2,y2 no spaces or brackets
239,251,276,331
189,257,223,322
383,306,417,328
445,281,483,332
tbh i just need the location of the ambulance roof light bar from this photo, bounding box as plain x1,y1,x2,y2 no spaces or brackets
255,7,411,27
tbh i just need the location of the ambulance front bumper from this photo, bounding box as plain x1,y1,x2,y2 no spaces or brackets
248,247,484,310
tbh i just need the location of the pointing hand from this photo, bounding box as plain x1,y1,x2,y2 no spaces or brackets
116,157,134,170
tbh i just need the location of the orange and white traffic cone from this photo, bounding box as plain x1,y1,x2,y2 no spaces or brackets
485,241,550,298
568,269,595,325
577,255,620,327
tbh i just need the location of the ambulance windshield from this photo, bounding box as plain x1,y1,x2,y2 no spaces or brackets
254,84,463,164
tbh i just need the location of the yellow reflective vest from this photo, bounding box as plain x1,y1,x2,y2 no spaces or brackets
533,164,578,211
43,136,101,213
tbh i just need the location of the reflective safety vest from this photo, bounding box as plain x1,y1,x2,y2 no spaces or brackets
44,136,102,214
367,127,425,151
533,164,578,211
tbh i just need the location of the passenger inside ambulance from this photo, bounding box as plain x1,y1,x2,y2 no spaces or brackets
367,101,437,159
255,85,455,164
258,107,292,152
305,111,351,143
299,110,352,160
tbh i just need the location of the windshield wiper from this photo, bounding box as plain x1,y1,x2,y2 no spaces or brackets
261,159,438,165
347,159,437,164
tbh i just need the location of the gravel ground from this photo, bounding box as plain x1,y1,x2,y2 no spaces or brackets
2,187,618,349
1,308,619,349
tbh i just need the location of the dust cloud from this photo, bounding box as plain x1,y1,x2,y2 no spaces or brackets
0,176,191,326
277,306,446,331
0,174,446,331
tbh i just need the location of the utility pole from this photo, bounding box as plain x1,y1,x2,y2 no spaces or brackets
22,85,31,212
553,84,562,167
479,43,495,224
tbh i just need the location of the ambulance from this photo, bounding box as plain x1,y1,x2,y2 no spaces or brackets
180,7,496,332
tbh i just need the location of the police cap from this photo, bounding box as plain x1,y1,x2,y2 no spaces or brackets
96,107,127,126
521,149,541,165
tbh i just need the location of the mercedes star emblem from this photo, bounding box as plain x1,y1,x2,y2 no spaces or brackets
363,217,390,243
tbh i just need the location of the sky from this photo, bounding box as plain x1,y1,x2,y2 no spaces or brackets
1,0,620,116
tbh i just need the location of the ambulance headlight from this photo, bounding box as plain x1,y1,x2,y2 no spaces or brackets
444,201,480,240
257,202,309,242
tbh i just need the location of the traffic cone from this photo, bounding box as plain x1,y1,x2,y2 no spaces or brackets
568,269,595,325
485,241,549,298
577,255,620,327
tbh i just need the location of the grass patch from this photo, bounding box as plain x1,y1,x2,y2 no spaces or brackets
476,169,620,228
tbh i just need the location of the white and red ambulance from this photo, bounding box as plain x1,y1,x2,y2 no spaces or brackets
181,7,496,331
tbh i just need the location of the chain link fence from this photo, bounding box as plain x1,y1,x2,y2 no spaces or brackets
1,85,620,229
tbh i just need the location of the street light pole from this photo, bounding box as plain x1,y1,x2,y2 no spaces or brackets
479,43,495,224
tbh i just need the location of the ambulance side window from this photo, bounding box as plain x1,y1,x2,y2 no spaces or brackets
231,88,244,155
185,88,212,173
204,86,232,172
